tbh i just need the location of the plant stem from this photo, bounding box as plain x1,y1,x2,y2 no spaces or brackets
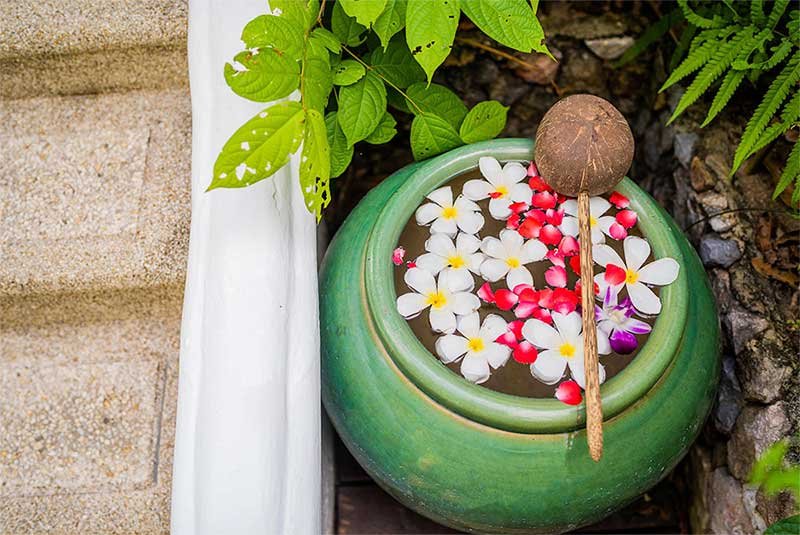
341,45,425,114
454,37,539,69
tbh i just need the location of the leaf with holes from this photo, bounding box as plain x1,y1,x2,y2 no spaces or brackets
332,1,368,46
340,0,388,27
366,112,397,143
310,27,342,53
325,112,353,178
460,0,549,54
373,0,407,49
302,40,333,113
300,109,331,219
369,37,426,88
410,112,463,160
241,14,305,58
210,101,305,190
270,0,319,30
338,72,387,145
405,82,467,128
406,0,460,83
459,100,508,143
333,59,366,85
224,49,300,103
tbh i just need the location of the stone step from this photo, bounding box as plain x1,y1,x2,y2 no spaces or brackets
0,0,188,98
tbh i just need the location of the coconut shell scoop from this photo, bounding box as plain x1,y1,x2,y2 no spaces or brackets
534,94,635,462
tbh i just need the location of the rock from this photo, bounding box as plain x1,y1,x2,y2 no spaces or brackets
705,153,731,180
513,48,561,85
727,402,790,480
675,133,699,169
738,330,790,403
723,307,769,355
584,36,635,60
715,354,743,435
690,156,716,192
560,50,607,96
488,72,530,106
698,191,729,212
709,213,737,233
689,445,714,533
709,269,733,314
756,490,798,527
700,236,742,268
708,468,756,535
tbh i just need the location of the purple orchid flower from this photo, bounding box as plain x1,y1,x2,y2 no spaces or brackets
595,287,651,354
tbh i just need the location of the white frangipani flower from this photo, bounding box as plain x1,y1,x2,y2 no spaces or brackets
521,311,611,387
414,233,485,292
415,186,484,237
396,268,480,334
463,157,532,220
559,197,614,244
435,312,511,384
479,229,547,289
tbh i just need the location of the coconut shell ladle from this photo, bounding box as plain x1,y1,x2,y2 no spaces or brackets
534,95,635,462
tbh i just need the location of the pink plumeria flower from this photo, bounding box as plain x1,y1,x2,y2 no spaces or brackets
435,312,511,384
559,196,616,244
593,236,680,315
396,268,479,334
414,233,484,292
521,311,611,387
479,229,547,289
463,157,531,220
416,186,484,237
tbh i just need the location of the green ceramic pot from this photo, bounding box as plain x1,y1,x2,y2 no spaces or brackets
320,139,719,534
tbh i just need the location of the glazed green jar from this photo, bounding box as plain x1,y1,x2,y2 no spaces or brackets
320,139,719,534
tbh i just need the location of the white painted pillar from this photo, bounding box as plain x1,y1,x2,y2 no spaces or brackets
172,1,321,533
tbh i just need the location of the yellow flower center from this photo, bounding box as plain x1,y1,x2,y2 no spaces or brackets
448,254,465,268
441,206,458,220
468,337,485,352
625,269,639,284
506,257,521,268
425,291,447,309
559,342,576,359
494,185,509,198
590,216,598,227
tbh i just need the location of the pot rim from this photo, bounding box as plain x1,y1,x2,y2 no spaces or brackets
363,138,689,433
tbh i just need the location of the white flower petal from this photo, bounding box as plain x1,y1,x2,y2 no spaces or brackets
415,203,441,225
456,210,484,235
481,236,505,259
479,156,503,185
521,238,547,263
465,253,485,274
415,253,448,274
637,258,679,286
455,232,481,254
463,179,493,201
461,354,491,384
561,199,578,216
530,350,567,384
592,244,624,268
426,233,456,257
431,217,458,236
589,196,611,217
503,161,527,183
480,314,508,341
450,291,480,315
480,258,509,282
404,267,436,294
570,358,606,389
430,308,457,333
590,225,605,244
456,311,481,338
435,334,468,363
522,319,561,349
510,182,533,203
427,186,452,207
597,329,611,355
442,268,475,293
507,266,533,289
624,236,650,272
552,312,582,340
396,293,428,318
627,281,662,315
499,229,524,255
454,196,481,212
488,197,513,220
597,215,616,236
485,343,511,369
560,216,579,237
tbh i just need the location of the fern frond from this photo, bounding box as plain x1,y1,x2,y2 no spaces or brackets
732,52,800,174
747,122,787,156
670,24,698,71
739,92,800,160
750,0,766,26
773,139,799,201
661,34,723,91
733,38,794,71
701,69,746,127
677,0,723,29
667,29,753,124
779,90,800,125
767,0,790,30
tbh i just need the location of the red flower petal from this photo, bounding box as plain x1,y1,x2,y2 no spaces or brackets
506,214,522,230
508,320,524,340
604,263,626,285
513,341,539,364
546,249,566,267
531,191,557,209
478,282,495,303
555,381,583,405
568,255,582,275
406,261,416,269
518,217,541,239
495,331,518,347
532,307,553,324
552,288,579,314
545,265,568,288
494,289,519,310
392,247,405,266
512,283,534,296
559,235,580,256
488,190,504,199
616,209,638,229
514,301,537,319
527,161,540,178
539,224,562,245
510,202,529,214
545,208,564,226
609,222,627,240
537,288,554,309
609,191,630,209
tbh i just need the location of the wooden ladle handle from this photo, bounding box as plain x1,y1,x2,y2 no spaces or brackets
578,190,603,462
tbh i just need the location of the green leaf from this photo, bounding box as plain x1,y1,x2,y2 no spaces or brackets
241,14,305,58
302,41,333,112
750,439,790,485
387,87,412,113
701,69,746,127
405,82,467,128
369,37,426,88
338,72,388,145
767,0,791,29
676,0,722,29
750,0,766,26
325,112,353,178
614,8,683,68
669,24,697,71
406,0,460,83
299,109,331,220
310,27,342,53
340,0,388,27
410,112,463,160
765,515,800,535
660,31,723,91
762,467,800,496
332,1,368,46
460,0,548,54
270,0,318,30
774,139,800,200
373,0,407,49
333,59,366,85
365,112,398,143
224,49,300,103
459,100,508,143
209,101,304,190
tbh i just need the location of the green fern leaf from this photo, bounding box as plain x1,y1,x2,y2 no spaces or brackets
733,38,794,71
668,29,753,124
767,0,790,29
677,0,722,29
747,122,786,156
750,0,766,26
661,34,720,91
740,92,800,159
779,90,800,124
773,139,799,200
701,69,746,126
670,24,697,71
732,52,800,174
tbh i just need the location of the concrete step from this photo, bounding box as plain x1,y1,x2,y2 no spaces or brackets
0,0,188,98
